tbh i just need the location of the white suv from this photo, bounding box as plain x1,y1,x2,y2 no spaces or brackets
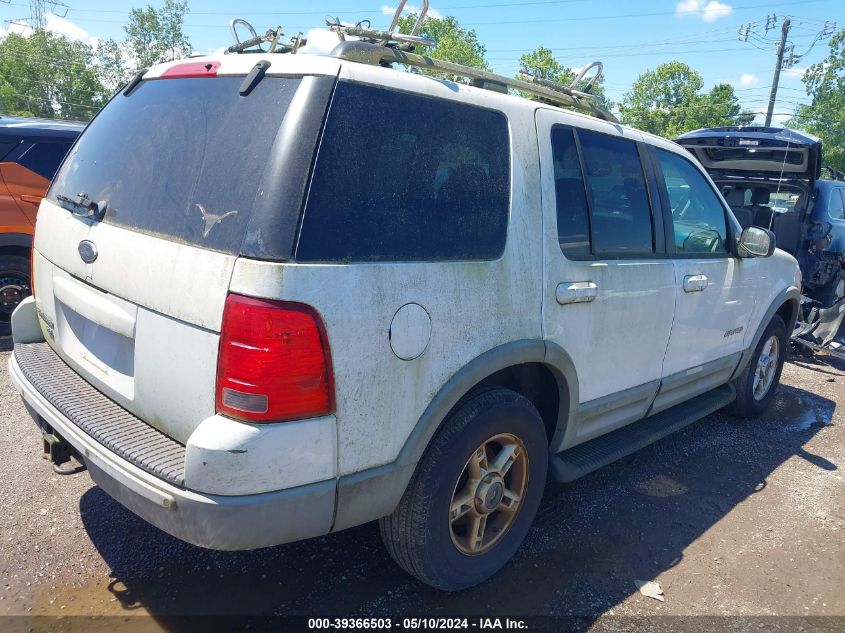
9,42,800,591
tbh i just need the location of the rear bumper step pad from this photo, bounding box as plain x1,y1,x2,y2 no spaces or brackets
14,342,186,487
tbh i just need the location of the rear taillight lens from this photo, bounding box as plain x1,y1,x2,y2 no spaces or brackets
216,294,334,423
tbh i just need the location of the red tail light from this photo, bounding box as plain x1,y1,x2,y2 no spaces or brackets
216,294,334,423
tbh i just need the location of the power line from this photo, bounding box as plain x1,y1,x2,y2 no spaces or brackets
3,0,828,30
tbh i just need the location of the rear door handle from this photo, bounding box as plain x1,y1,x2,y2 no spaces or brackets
683,274,708,293
19,195,41,205
556,281,598,305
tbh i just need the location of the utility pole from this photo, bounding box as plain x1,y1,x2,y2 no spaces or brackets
29,0,44,29
765,16,791,126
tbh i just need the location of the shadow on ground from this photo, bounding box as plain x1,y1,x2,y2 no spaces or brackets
77,383,836,626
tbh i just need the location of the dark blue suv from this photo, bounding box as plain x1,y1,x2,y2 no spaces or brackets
677,127,845,308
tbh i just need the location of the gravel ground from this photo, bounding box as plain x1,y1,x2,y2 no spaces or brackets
0,336,843,628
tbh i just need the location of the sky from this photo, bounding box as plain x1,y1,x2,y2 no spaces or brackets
1,0,842,123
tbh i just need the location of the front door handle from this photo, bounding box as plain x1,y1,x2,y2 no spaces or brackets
556,281,598,305
683,274,708,293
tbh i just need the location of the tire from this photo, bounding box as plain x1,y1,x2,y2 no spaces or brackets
728,315,787,417
379,388,548,591
817,269,845,308
0,254,31,336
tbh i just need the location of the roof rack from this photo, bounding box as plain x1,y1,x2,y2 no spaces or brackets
226,18,306,54
329,42,617,122
224,1,618,123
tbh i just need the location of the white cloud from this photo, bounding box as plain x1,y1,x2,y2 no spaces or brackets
380,4,443,22
783,66,808,79
0,15,98,46
676,0,733,22
735,73,760,87
0,21,34,38
45,14,99,46
299,27,349,55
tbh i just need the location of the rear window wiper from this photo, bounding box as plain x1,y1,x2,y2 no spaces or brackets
55,193,108,221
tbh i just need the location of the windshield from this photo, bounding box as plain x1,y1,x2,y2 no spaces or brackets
49,76,301,255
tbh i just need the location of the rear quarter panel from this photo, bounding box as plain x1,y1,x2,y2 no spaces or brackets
230,68,544,476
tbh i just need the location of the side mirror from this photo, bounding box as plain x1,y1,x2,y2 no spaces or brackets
738,226,776,258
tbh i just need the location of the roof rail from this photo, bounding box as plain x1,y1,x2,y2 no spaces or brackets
329,41,618,123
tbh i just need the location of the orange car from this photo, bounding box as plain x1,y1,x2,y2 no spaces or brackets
0,115,83,333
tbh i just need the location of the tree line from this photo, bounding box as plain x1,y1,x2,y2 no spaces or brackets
1,1,842,170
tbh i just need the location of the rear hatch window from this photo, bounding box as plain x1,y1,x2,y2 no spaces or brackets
49,76,301,255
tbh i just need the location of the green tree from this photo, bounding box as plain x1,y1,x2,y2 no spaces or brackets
0,31,107,120
619,61,703,136
397,13,488,80
517,45,606,103
619,61,745,137
700,83,741,124
97,0,191,90
789,28,845,172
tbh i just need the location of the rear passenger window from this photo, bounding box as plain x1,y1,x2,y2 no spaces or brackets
551,127,590,257
828,189,845,220
655,149,729,254
578,130,654,255
18,142,72,180
296,82,510,262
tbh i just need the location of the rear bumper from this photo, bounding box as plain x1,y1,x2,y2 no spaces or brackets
9,352,336,550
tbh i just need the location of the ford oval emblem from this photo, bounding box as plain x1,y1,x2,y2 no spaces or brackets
78,240,98,264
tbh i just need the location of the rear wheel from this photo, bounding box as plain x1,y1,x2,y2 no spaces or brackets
379,388,548,591
728,315,787,417
0,254,31,336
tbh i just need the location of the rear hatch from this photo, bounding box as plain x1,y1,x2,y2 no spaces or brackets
32,58,338,444
675,126,822,183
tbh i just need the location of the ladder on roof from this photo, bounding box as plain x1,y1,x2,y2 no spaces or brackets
225,1,618,123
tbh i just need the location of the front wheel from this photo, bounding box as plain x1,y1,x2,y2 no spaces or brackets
728,315,787,417
379,388,548,591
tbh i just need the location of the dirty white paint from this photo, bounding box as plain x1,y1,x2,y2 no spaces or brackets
389,303,432,361
184,414,337,495
31,245,221,445
230,62,544,476
26,51,802,500
535,109,677,404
